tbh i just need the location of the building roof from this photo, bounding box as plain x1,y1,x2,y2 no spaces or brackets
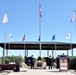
0,41,76,50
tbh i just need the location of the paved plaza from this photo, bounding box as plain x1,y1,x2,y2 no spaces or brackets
0,68,76,75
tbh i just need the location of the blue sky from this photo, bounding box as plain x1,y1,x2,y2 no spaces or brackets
0,0,76,58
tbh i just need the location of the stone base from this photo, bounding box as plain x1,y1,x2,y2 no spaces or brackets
34,61,46,69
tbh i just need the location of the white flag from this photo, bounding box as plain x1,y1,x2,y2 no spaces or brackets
9,34,14,39
3,12,8,23
66,33,71,39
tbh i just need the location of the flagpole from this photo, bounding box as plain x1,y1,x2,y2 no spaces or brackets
3,23,7,64
74,10,76,55
23,35,26,57
9,34,14,56
3,11,8,64
70,32,72,56
39,0,42,57
74,10,76,32
55,39,56,58
9,37,10,55
52,34,56,58
9,39,10,50
24,41,26,56
39,14,41,57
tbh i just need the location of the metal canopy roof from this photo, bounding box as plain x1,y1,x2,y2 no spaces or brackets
0,41,76,50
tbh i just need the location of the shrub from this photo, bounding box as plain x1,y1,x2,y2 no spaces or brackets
69,57,76,69
69,56,76,60
0,56,24,66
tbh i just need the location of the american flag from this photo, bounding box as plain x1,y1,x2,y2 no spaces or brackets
70,13,75,22
70,14,75,22
39,4,42,18
22,35,25,41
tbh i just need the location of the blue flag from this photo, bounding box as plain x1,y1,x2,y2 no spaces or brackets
38,36,40,41
52,34,56,40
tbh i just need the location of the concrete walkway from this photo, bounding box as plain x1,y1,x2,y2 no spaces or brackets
1,68,75,75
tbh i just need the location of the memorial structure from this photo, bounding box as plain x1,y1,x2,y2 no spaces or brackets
0,41,76,65
0,41,76,57
59,57,68,71
34,61,46,69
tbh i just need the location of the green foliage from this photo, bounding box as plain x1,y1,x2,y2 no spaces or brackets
69,56,76,60
0,56,24,66
69,57,76,69
0,57,2,64
51,58,56,66
52,58,56,62
34,58,38,62
42,58,46,62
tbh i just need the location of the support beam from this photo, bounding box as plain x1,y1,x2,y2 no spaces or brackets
47,50,49,57
72,49,73,56
6,49,8,56
25,50,26,57
67,50,69,56
2,48,4,64
26,50,28,57
52,50,54,57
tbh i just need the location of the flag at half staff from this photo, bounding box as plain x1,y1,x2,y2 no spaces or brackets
22,35,25,41
9,34,14,39
3,12,8,24
66,33,71,39
52,34,56,41
39,4,42,18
